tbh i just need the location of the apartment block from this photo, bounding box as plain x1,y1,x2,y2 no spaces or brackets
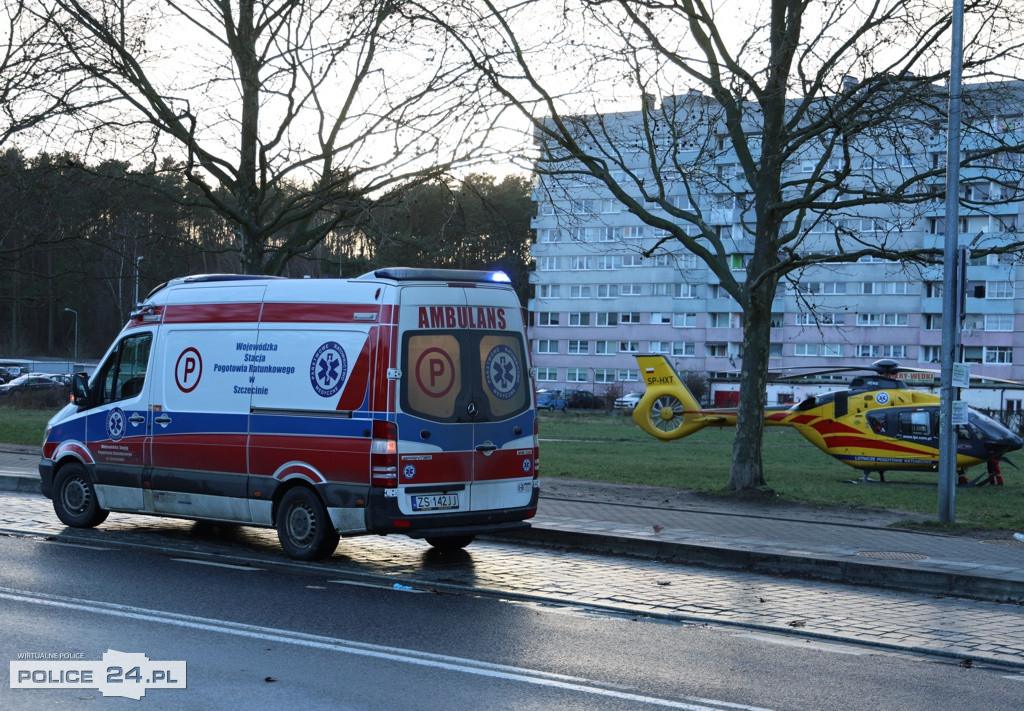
528,83,1024,405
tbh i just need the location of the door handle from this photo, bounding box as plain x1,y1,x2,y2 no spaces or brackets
154,415,172,427
475,442,498,454
128,415,146,425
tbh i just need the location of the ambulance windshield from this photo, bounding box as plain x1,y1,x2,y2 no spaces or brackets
402,332,529,422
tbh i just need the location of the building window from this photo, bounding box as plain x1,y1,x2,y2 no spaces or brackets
674,313,696,328
620,312,641,324
924,314,942,330
672,342,696,357
821,343,843,357
650,341,671,354
650,312,672,325
568,340,589,355
857,345,880,358
536,367,557,382
568,312,590,326
569,285,592,299
985,314,1014,331
623,226,646,239
596,312,619,326
595,340,616,355
617,369,640,382
536,312,559,326
536,284,559,298
537,257,559,271
620,283,644,296
570,256,593,270
596,256,619,270
621,254,643,266
882,345,907,358
920,345,941,363
794,343,817,356
985,346,1013,364
881,314,908,327
707,343,728,357
536,340,558,354
594,369,616,384
674,283,698,299
566,368,589,382
857,313,881,326
988,281,1014,299
571,199,598,214
619,341,639,353
963,346,983,364
596,284,618,298
708,313,730,328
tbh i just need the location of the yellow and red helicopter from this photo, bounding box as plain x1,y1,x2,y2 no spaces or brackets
631,355,1023,483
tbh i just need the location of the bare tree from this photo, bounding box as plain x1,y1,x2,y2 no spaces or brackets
45,0,503,274
416,0,1024,489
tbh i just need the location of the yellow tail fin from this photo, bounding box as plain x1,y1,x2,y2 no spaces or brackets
633,356,711,440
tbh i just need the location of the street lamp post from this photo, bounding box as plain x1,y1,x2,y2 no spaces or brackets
64,307,78,364
135,255,144,307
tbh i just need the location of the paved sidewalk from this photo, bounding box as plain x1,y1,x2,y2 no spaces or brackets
3,443,1024,603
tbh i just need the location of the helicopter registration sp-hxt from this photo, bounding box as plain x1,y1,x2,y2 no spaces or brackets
632,355,1023,482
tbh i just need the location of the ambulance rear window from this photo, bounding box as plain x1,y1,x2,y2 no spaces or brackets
405,334,462,420
401,331,529,422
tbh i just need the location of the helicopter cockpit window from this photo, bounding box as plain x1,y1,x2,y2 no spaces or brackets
867,412,888,434
898,411,931,437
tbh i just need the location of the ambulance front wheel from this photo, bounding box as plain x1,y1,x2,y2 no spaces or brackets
425,535,475,551
52,463,109,528
276,487,340,561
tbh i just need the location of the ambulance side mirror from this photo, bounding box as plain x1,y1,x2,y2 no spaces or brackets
71,372,95,409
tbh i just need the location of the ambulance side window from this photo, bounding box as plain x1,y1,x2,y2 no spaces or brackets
97,333,153,404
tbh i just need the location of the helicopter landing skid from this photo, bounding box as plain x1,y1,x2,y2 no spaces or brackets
962,471,1000,487
845,471,887,484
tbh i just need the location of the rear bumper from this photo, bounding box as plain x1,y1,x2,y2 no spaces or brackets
366,486,539,536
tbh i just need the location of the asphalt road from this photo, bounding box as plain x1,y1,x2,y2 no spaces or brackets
2,521,1023,709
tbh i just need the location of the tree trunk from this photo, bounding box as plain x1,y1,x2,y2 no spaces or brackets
729,275,777,490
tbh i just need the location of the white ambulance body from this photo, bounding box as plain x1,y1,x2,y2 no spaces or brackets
39,268,539,560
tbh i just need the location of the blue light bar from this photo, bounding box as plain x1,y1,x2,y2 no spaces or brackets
488,271,512,283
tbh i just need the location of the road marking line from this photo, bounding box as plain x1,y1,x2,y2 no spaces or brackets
170,558,261,571
40,540,111,551
0,586,771,711
329,580,427,593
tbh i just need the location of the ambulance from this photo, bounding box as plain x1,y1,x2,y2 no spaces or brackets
39,268,539,560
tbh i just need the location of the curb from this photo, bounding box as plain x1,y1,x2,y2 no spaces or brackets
0,473,41,495
488,527,1024,604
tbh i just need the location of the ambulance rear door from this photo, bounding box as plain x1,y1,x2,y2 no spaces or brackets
396,284,535,517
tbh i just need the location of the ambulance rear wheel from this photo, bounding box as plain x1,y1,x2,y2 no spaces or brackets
425,535,475,551
53,463,109,528
276,487,339,561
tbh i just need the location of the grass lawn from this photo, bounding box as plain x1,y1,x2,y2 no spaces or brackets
0,407,54,448
540,412,1024,532
3,406,1020,531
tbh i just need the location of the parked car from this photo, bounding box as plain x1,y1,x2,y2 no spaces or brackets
536,389,568,411
614,391,644,411
0,374,68,405
566,390,605,409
